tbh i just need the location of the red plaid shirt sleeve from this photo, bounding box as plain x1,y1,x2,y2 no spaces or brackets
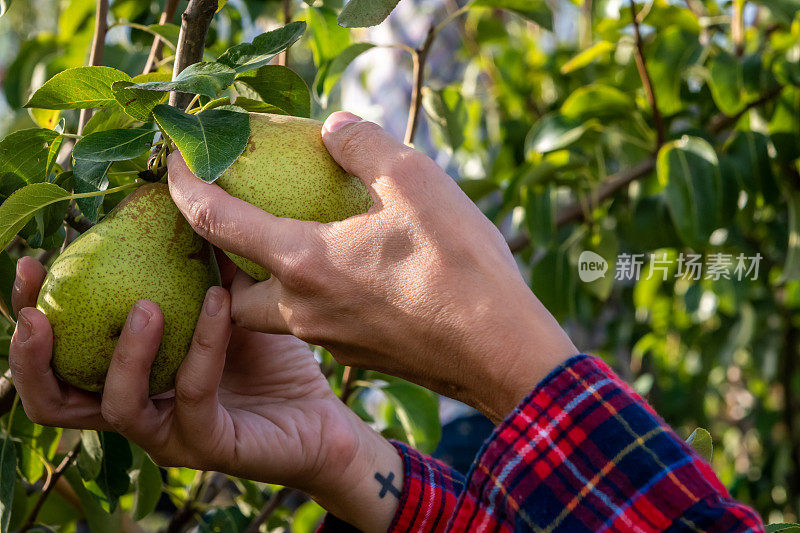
321,355,764,532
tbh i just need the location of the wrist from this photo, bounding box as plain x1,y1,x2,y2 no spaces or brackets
304,403,404,533
463,291,577,424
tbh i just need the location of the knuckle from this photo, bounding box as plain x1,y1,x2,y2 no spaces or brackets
185,196,218,239
339,121,384,159
389,149,430,179
174,382,207,408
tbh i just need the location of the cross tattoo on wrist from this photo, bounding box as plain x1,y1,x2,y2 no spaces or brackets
374,471,401,499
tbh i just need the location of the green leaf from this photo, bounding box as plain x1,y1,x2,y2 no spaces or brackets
724,131,777,201
780,188,800,283
9,409,61,483
73,128,155,162
152,104,250,183
146,23,180,49
0,252,15,312
292,501,327,533
657,136,722,248
379,382,441,454
766,524,800,533
473,0,553,30
236,65,311,117
525,114,588,154
229,96,288,115
217,21,306,73
708,51,746,115
560,84,634,121
524,185,555,250
648,28,700,115
24,66,132,110
422,86,466,150
77,430,103,481
82,432,132,513
28,108,62,130
560,41,615,74
64,467,122,533
73,160,111,223
0,436,16,533
685,428,713,462
313,43,374,103
130,445,161,520
112,72,172,122
769,87,800,163
0,182,71,251
338,0,400,27
128,62,236,100
308,6,351,66
0,129,60,183
82,106,137,136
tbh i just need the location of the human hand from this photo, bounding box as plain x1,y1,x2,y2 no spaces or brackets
167,112,578,423
9,255,403,532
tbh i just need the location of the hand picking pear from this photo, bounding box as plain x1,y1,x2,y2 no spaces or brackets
212,113,373,280
36,183,220,395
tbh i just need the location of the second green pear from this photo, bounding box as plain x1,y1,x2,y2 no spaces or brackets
214,113,373,280
37,183,220,395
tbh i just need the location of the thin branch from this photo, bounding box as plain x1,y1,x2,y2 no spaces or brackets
708,85,783,134
20,441,82,533
143,0,180,74
0,371,15,419
162,472,227,533
77,0,110,135
404,26,436,145
65,203,95,234
277,0,292,67
243,488,295,533
629,0,665,147
170,0,219,109
340,365,356,404
506,158,656,253
506,84,786,254
732,0,744,56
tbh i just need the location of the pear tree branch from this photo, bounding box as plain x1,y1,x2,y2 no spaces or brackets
77,0,110,135
404,25,436,146
243,488,296,533
143,0,180,74
170,0,219,108
19,441,82,533
629,0,665,148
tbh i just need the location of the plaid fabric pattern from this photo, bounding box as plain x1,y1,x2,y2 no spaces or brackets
321,355,764,532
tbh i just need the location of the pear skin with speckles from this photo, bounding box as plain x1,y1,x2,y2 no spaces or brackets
36,183,220,395
214,113,373,280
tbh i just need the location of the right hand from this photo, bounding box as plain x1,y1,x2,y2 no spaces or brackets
167,112,577,422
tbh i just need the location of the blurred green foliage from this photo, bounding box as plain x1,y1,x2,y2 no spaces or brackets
0,0,799,529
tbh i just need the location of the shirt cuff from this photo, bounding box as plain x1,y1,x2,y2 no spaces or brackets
386,441,466,532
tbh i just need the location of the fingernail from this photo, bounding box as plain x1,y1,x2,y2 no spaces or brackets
324,112,362,133
129,302,152,333
16,312,32,343
204,288,223,317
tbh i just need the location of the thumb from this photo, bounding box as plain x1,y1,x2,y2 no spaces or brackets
321,112,421,188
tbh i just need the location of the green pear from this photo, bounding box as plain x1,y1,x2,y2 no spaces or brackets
36,183,220,395
214,113,373,280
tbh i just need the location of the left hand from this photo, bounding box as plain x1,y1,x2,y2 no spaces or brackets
9,255,403,532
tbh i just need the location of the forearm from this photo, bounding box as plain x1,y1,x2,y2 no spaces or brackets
306,409,404,533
